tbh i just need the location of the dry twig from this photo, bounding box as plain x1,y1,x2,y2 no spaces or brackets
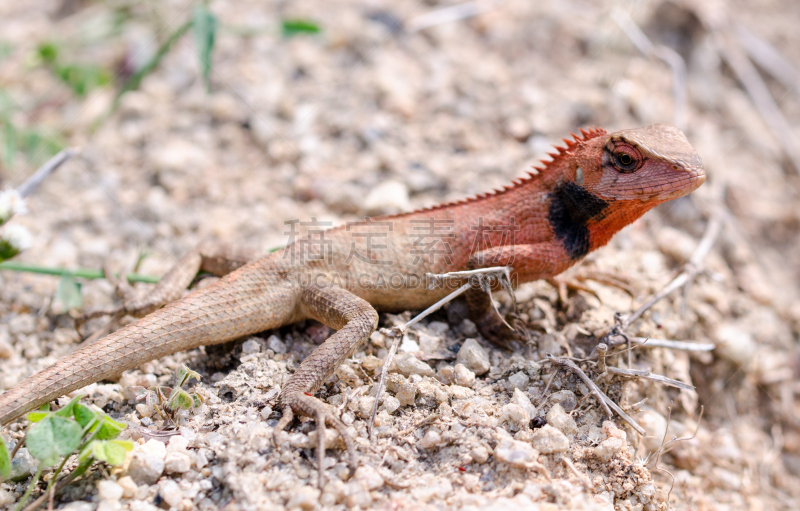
546,355,646,435
623,210,723,329
367,266,512,440
17,148,79,198
407,1,497,32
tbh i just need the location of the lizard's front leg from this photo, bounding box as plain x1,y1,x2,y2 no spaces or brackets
276,285,379,488
466,243,570,348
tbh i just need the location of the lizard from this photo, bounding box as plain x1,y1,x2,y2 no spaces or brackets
0,123,704,485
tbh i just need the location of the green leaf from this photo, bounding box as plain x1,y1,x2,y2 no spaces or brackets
89,439,133,465
37,42,58,64
77,443,93,464
26,416,82,466
0,435,10,479
281,19,321,37
73,403,97,428
102,439,133,466
25,411,49,423
55,64,111,97
193,5,217,92
176,365,200,387
53,394,83,418
56,274,82,310
71,455,95,479
110,21,192,115
95,415,127,440
167,389,195,410
191,393,203,408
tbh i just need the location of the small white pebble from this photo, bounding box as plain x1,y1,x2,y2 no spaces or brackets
354,465,384,490
495,439,538,468
135,403,153,418
594,436,625,461
343,481,373,508
167,434,189,452
97,480,124,501
267,335,287,354
456,339,490,375
96,501,122,511
531,425,569,454
507,371,529,390
382,395,400,414
357,396,376,418
126,439,166,485
501,403,530,430
419,430,442,449
470,445,489,464
116,476,138,499
158,479,183,508
395,381,417,406
165,451,192,473
546,404,577,436
453,363,475,387
0,489,14,507
241,338,261,354
511,388,537,418
394,352,435,377
437,365,455,385
286,485,321,510
195,449,210,469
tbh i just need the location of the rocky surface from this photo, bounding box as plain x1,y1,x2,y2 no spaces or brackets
0,0,799,509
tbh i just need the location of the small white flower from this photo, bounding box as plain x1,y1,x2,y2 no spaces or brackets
2,224,32,252
0,189,27,225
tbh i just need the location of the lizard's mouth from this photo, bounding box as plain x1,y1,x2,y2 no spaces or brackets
661,166,706,200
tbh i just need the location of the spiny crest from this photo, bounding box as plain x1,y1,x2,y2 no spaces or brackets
379,127,607,219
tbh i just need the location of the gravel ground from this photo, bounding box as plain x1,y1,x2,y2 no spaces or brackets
0,0,799,509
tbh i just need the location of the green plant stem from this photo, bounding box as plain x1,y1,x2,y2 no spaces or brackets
19,417,105,511
14,464,43,511
0,261,159,284
9,432,26,462
42,455,70,499
20,465,83,511
110,20,193,113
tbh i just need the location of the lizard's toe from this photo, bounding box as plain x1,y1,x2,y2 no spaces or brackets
278,392,359,487
474,311,529,350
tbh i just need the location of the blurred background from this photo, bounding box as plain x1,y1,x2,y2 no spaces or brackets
0,0,798,509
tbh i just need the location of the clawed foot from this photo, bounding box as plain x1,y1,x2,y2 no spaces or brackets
273,396,358,489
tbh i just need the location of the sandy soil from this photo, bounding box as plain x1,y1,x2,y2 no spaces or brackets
0,0,798,509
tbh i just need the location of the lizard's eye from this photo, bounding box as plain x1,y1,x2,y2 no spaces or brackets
611,149,641,173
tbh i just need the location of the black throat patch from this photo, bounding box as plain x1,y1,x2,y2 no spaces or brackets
547,181,609,260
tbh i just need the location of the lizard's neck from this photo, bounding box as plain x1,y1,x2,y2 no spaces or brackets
587,197,666,252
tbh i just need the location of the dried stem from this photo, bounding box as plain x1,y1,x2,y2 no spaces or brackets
17,148,78,198
547,355,646,435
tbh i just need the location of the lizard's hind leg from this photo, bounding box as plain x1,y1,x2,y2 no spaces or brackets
277,285,379,487
79,241,259,323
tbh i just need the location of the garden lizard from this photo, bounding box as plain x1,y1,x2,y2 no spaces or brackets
0,124,704,481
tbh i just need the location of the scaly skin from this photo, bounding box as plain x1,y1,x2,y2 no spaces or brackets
0,124,704,483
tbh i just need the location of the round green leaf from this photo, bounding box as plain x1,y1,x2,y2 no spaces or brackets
0,436,10,479
25,411,49,423
95,416,127,440
26,416,82,466
168,389,194,410
104,440,133,466
73,403,97,428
